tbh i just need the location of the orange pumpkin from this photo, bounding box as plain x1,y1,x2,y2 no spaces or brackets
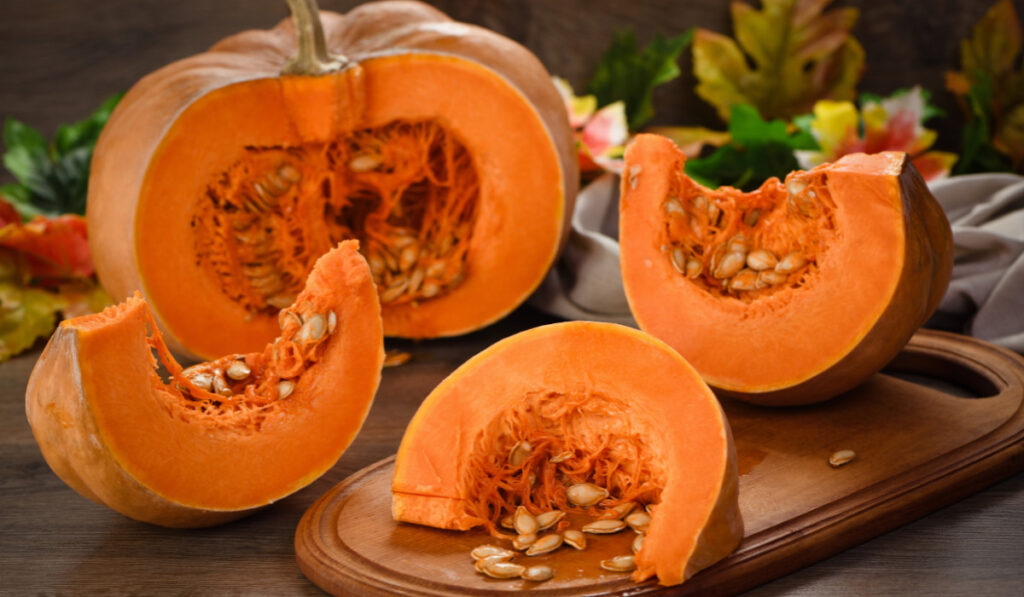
88,0,576,360
25,241,383,527
391,321,743,586
619,133,953,405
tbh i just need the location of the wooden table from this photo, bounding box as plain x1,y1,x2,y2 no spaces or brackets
1,305,1022,595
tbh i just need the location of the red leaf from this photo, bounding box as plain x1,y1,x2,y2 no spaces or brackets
0,196,94,283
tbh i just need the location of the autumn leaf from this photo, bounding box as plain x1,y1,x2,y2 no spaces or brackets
0,207,93,284
693,0,864,122
553,77,629,175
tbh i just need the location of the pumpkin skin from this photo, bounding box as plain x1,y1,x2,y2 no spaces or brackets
88,0,577,360
620,133,953,405
25,241,383,527
391,321,743,586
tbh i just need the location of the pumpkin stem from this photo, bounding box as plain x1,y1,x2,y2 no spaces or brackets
282,0,346,75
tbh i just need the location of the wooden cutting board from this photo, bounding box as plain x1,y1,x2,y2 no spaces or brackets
295,330,1024,595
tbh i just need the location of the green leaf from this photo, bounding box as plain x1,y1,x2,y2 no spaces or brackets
0,184,44,220
54,92,123,158
0,279,65,362
3,118,47,155
588,28,693,130
684,104,817,191
693,0,864,121
953,75,1014,174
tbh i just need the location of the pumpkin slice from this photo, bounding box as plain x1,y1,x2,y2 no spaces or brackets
25,241,383,527
620,134,953,405
88,0,577,360
391,321,743,586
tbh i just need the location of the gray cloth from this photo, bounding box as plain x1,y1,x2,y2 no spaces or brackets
529,171,1024,353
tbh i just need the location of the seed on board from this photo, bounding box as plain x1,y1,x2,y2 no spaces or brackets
298,313,326,343
713,251,746,279
470,545,515,561
525,533,563,556
730,268,759,291
521,565,555,582
512,533,538,551
625,511,652,534
775,251,808,274
509,441,532,467
670,246,686,273
686,259,702,279
327,311,337,334
567,483,609,507
349,153,383,172
563,529,586,550
474,553,512,573
480,560,526,579
277,163,301,183
514,506,539,535
632,533,644,554
212,371,232,397
829,449,856,468
746,248,778,271
536,510,565,531
226,360,251,380
582,519,627,534
601,554,636,572
549,450,573,464
276,380,295,400
187,372,214,392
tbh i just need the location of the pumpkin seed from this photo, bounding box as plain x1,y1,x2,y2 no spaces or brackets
277,380,295,400
607,501,636,519
500,514,516,530
829,449,856,468
549,450,573,463
566,483,608,507
693,195,708,212
600,555,636,572
399,243,419,271
726,234,749,254
264,172,290,195
757,269,788,287
509,441,532,467
664,197,685,215
525,533,562,556
514,506,538,535
746,248,778,271
535,510,565,531
645,504,658,516
226,360,251,381
408,267,425,294
368,254,386,277
521,565,554,582
470,545,515,561
380,279,408,303
512,533,537,551
670,246,686,273
187,372,214,392
713,251,746,279
298,313,326,343
563,529,586,550
212,371,232,397
775,251,808,274
420,282,440,299
474,553,512,573
744,209,761,227
786,178,808,196
632,533,644,554
277,163,301,182
624,511,651,534
730,268,759,291
707,202,722,226
686,259,702,279
349,153,383,172
582,519,627,534
327,311,337,334
266,294,295,309
480,560,525,579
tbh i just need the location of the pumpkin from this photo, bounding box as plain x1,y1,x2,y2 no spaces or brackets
25,241,383,527
619,133,953,405
87,0,577,360
391,321,743,586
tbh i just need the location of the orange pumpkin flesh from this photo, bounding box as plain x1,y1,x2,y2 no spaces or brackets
391,322,743,586
620,134,953,405
25,241,383,527
88,1,577,360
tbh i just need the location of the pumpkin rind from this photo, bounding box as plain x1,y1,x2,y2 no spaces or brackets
390,321,743,586
25,241,383,527
88,1,577,360
620,134,953,405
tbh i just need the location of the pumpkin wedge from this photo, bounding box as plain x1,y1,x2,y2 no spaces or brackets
88,0,576,360
391,321,743,586
620,134,953,405
26,241,383,527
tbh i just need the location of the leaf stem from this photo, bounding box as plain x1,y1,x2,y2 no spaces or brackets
281,0,346,76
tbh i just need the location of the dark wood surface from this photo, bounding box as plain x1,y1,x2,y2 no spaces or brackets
1,1,1023,595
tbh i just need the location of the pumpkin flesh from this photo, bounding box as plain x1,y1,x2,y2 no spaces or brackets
391,322,743,586
26,241,383,526
620,134,953,404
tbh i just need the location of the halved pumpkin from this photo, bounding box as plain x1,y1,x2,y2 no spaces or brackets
391,321,743,586
25,241,383,527
620,133,953,405
87,0,576,360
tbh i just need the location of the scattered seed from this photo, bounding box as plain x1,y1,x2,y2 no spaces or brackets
730,268,759,291
775,251,808,274
521,565,554,582
525,533,562,556
226,360,251,380
509,441,532,467
713,251,746,279
474,553,513,573
829,449,856,468
601,554,636,572
549,450,573,464
277,380,295,400
512,533,537,551
632,533,644,554
349,153,383,172
582,519,627,534
567,483,609,507
383,349,411,368
471,545,515,561
563,529,586,550
535,511,565,531
625,511,651,534
605,502,636,519
212,371,232,397
327,311,337,334
746,248,778,271
480,560,525,579
514,506,538,535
